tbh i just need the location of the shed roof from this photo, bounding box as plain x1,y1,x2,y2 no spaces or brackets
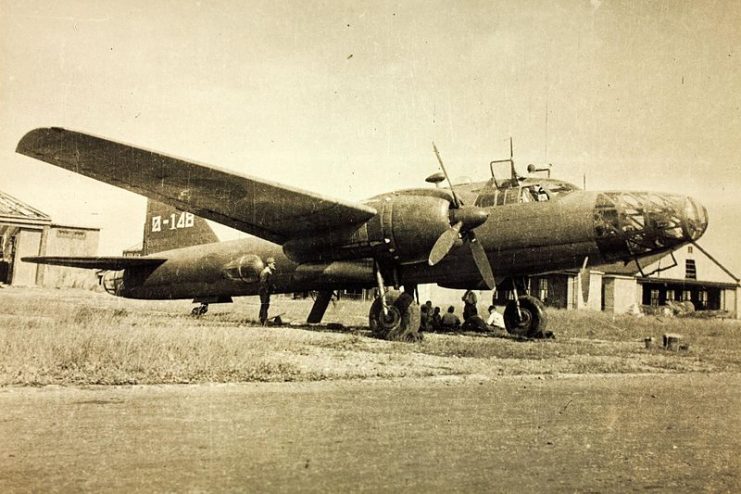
0,190,51,224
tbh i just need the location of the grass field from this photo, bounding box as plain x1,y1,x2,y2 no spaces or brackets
1,286,739,385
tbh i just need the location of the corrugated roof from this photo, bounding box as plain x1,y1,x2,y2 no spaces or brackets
0,190,51,223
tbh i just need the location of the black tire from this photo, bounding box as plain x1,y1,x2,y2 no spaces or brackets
191,305,208,317
368,290,422,342
504,295,548,338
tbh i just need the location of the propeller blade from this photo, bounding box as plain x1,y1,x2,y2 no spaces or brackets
468,232,495,289
428,221,463,266
432,142,461,207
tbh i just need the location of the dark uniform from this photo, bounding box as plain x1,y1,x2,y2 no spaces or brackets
393,288,415,329
462,289,478,321
431,307,442,330
259,258,276,325
440,306,461,331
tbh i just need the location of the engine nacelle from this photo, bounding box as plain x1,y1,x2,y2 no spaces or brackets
283,194,452,264
369,193,452,263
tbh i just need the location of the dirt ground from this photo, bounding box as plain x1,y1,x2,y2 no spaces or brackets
1,288,739,491
1,373,739,493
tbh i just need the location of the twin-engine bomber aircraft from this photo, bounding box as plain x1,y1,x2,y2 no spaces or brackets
17,128,708,340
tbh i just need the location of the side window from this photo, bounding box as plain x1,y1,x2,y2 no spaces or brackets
504,188,519,204
520,188,532,202
496,191,506,206
476,191,499,207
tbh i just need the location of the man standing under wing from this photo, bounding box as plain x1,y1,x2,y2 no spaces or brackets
259,257,276,325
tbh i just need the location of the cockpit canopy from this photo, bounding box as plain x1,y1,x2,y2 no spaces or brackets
474,179,579,207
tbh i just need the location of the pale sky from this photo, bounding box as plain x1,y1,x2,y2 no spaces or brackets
1,1,739,274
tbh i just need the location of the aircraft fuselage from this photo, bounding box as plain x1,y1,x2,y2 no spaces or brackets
107,178,708,300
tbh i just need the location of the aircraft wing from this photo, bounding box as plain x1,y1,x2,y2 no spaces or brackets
22,256,166,271
17,127,378,244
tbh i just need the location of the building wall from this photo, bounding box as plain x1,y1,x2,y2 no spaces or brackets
418,285,493,315
643,245,735,284
12,229,42,286
603,276,639,314
39,226,100,288
567,271,603,310
535,274,568,309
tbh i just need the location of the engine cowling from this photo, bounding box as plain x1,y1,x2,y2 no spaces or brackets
368,193,453,263
283,194,453,264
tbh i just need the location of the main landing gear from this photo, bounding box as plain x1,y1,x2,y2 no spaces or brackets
502,278,549,338
368,262,422,342
503,295,548,338
368,289,422,342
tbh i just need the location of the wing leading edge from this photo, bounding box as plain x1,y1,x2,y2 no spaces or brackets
17,127,378,244
22,256,166,271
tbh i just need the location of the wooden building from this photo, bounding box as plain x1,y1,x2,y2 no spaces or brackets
0,190,99,288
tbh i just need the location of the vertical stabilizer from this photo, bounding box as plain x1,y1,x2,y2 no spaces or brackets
142,200,219,255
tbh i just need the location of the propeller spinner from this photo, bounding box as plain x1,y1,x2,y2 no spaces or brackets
428,143,496,289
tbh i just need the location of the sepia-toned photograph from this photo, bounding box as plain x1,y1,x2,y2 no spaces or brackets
0,1,739,491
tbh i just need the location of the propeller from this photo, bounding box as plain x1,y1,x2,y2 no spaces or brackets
428,143,496,289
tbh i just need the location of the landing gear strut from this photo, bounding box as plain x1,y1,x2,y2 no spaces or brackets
191,303,208,317
369,261,421,342
502,278,549,338
504,296,548,338
368,290,422,342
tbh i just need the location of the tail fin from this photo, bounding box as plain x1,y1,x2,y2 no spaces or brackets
143,200,219,255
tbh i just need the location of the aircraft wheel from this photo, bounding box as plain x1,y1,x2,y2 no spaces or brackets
369,290,422,342
191,304,208,317
504,295,548,338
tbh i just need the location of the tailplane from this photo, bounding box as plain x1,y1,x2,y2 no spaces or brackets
143,200,219,255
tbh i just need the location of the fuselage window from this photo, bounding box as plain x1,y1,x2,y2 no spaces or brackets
476,192,499,208
504,188,519,205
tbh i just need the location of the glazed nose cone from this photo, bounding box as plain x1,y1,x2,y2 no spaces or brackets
682,196,708,241
593,192,709,259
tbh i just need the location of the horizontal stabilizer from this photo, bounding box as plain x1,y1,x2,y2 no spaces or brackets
22,256,166,271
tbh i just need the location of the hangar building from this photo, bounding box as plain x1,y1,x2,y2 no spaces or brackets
0,190,99,288
527,244,739,317
419,244,740,319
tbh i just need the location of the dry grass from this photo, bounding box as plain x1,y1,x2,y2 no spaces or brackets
0,287,739,385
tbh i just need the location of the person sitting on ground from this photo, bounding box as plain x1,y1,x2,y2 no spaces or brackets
486,305,505,331
440,306,461,331
431,306,442,331
461,314,490,332
419,304,430,331
422,301,434,330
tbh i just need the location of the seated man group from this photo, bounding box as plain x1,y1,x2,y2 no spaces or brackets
419,293,505,333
